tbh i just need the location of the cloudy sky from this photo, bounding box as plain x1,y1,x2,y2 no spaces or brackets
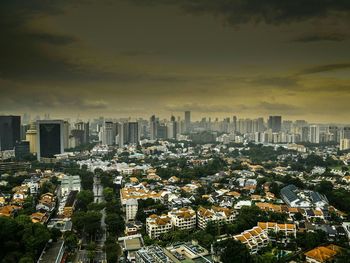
1,0,350,122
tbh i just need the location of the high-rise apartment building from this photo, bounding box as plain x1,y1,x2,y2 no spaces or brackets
309,125,320,143
37,120,64,160
101,121,116,145
0,116,21,151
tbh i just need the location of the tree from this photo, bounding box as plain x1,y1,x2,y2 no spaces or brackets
105,213,124,235
105,236,121,263
76,190,94,211
50,227,62,242
215,239,252,263
103,187,114,203
64,231,78,252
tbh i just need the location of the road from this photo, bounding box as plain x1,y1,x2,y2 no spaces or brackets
75,173,107,263
93,173,107,263
93,174,104,204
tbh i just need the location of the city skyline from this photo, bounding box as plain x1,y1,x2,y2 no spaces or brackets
1,1,350,122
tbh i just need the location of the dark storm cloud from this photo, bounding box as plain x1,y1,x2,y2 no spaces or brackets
292,33,348,42
129,0,350,25
298,63,350,75
246,76,299,88
0,1,79,80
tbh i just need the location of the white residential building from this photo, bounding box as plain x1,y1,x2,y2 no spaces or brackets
125,199,138,222
60,175,81,196
197,206,236,230
146,214,173,239
168,207,196,230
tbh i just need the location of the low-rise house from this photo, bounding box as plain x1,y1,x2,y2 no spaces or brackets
36,192,56,212
31,212,48,224
304,244,341,263
0,205,21,217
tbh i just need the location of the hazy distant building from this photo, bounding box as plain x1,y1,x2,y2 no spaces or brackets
342,126,350,139
309,125,320,144
301,126,310,142
0,116,21,151
167,116,178,139
232,116,237,133
75,122,89,144
184,111,191,133
268,116,282,132
117,122,134,146
328,126,339,142
37,120,64,160
149,115,158,140
101,121,116,145
340,139,350,151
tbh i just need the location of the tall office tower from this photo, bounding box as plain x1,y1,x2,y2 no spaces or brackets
149,115,158,140
37,120,64,160
301,126,310,142
63,121,70,149
342,126,350,139
309,125,320,143
222,118,230,133
0,116,21,151
232,116,237,133
156,123,167,139
26,122,38,154
101,121,116,145
328,126,339,142
184,111,191,133
75,122,90,144
127,122,139,144
116,122,126,146
268,116,282,132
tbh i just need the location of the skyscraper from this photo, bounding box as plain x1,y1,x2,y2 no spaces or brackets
184,111,191,133
127,122,140,144
149,115,158,140
37,120,64,160
101,121,116,145
268,116,282,132
0,116,21,151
